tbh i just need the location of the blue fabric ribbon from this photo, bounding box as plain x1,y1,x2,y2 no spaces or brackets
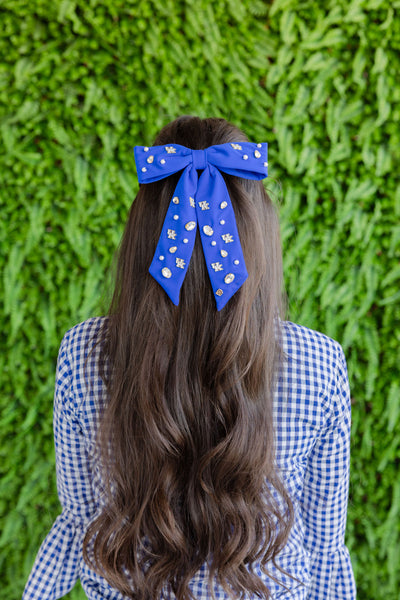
133,142,268,310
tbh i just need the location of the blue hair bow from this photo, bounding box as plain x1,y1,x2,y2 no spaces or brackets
133,142,268,310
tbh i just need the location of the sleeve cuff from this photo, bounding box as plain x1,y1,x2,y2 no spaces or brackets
306,545,356,600
22,511,86,600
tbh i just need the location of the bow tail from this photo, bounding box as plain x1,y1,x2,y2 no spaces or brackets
196,166,248,310
149,166,198,305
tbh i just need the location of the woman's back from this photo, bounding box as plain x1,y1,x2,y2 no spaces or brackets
22,116,356,600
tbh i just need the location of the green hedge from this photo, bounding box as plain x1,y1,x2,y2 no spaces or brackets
1,1,399,598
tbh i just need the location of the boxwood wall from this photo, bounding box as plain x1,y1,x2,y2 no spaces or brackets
1,1,399,599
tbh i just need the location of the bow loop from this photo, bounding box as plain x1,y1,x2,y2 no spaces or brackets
133,142,268,309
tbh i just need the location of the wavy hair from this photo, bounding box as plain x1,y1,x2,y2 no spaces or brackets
82,116,295,599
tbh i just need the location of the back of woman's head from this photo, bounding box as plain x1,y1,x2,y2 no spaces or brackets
82,116,294,600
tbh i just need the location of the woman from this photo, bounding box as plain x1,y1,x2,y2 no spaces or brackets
23,116,356,599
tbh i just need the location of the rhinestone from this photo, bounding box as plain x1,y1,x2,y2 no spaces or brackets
144,147,149,152
230,143,242,150
159,255,165,260
162,267,172,278
173,215,179,220
147,155,154,163
254,150,261,158
189,197,195,207
160,159,166,164
141,167,147,172
234,259,239,265
211,262,223,272
222,233,234,243
167,229,177,239
165,146,176,153
185,221,196,231
203,225,213,236
172,196,179,204
264,162,268,167
220,250,228,257
224,273,235,284
169,246,177,253
216,289,223,296
176,257,185,268
243,154,248,160
183,238,188,243
257,143,262,148
211,241,216,246
220,201,228,209
199,201,209,210
220,219,225,225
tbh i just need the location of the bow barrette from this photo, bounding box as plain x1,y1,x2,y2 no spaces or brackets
133,142,268,310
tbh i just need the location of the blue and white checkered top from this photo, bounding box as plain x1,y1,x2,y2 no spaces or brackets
22,316,356,599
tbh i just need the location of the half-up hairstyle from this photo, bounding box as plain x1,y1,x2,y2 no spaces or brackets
82,116,295,599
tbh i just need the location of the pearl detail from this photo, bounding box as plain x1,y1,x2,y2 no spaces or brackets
243,155,248,160
173,215,179,220
234,259,239,265
220,219,225,225
183,238,188,243
211,241,216,246
141,167,147,172
144,147,149,151
173,197,179,204
160,159,166,164
159,255,165,260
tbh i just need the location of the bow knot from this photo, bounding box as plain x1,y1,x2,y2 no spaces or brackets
192,149,207,171
133,142,268,310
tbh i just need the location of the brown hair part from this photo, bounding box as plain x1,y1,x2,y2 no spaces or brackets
82,116,296,599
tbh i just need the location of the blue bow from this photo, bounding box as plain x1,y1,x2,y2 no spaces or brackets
133,142,268,310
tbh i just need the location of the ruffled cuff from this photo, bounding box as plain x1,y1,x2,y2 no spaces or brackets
22,511,86,600
307,545,356,600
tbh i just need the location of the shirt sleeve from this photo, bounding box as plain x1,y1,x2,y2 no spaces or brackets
300,343,357,599
22,331,97,600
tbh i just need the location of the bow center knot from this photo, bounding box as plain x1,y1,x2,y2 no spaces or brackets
192,149,207,171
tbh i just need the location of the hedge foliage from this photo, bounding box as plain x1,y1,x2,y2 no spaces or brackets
1,0,399,598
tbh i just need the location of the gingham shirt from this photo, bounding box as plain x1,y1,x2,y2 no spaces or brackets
22,316,356,600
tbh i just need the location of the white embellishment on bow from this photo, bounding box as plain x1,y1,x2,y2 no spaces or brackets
222,233,234,243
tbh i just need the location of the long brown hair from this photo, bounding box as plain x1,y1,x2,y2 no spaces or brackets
82,116,295,599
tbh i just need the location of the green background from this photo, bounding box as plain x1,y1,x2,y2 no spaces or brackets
1,0,399,598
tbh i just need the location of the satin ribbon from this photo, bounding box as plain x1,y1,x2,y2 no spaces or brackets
133,142,268,310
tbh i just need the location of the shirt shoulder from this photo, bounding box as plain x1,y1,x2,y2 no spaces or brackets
57,316,109,420
62,315,108,353
277,320,348,417
280,320,345,371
